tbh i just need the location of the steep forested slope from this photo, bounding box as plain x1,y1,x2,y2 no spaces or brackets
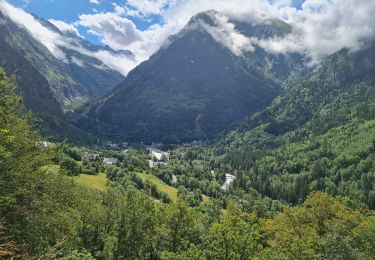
0,9,129,142
0,10,125,110
0,35,63,118
218,44,375,208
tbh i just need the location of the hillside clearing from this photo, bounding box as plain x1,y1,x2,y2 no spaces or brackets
77,173,107,190
137,172,209,203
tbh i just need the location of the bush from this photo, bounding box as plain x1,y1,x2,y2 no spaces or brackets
63,147,82,161
60,157,81,176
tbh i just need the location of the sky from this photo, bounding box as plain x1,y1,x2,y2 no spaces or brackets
8,0,164,45
1,0,375,75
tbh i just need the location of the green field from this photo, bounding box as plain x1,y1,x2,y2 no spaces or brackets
76,173,107,190
44,166,208,202
138,172,178,202
137,172,209,203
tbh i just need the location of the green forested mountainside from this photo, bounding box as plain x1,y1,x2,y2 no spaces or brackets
209,44,375,208
79,12,305,144
139,45,375,212
0,35,91,142
0,36,63,118
0,10,124,143
0,11,124,110
0,43,94,143
240,45,375,134
1,69,374,259
236,18,303,84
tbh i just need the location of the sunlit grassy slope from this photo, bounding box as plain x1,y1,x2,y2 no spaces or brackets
138,172,178,202
137,172,209,203
77,173,107,190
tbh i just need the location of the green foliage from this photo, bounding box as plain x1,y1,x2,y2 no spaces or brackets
0,12,124,144
1,76,374,260
157,199,204,254
205,201,262,259
0,68,85,257
262,192,372,259
0,223,18,259
177,186,203,207
63,146,82,161
201,45,375,209
60,157,81,176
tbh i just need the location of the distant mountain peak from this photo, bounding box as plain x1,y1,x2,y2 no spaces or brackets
78,11,305,143
187,10,219,26
170,10,292,58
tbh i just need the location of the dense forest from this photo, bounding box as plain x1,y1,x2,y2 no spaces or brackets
1,62,375,259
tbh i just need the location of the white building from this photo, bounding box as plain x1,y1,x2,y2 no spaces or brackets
37,141,56,148
148,160,167,169
82,152,98,161
149,148,169,161
103,157,119,165
221,174,236,191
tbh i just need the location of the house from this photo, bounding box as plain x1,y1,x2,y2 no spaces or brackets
148,160,168,169
104,142,119,149
103,157,119,165
149,148,169,161
82,152,98,161
37,141,56,148
148,160,154,168
171,174,177,185
221,174,236,191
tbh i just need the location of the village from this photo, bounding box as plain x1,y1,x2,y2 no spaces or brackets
40,139,235,192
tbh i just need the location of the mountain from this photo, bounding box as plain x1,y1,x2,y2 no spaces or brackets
0,8,131,142
239,43,375,136
0,32,63,118
79,11,305,144
0,10,126,111
218,42,375,207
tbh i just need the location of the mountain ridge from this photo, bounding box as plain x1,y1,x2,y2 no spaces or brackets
77,11,306,144
0,10,126,110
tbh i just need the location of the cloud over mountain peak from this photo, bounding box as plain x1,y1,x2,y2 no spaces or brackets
2,0,375,73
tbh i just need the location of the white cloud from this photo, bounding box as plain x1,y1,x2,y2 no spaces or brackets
259,0,375,64
71,56,84,67
2,0,375,74
0,0,69,60
183,11,258,56
126,0,172,17
204,12,258,55
0,0,136,75
77,12,141,50
49,19,82,38
118,0,281,61
85,49,138,75
142,0,375,65
74,0,275,65
112,3,126,15
89,0,99,5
